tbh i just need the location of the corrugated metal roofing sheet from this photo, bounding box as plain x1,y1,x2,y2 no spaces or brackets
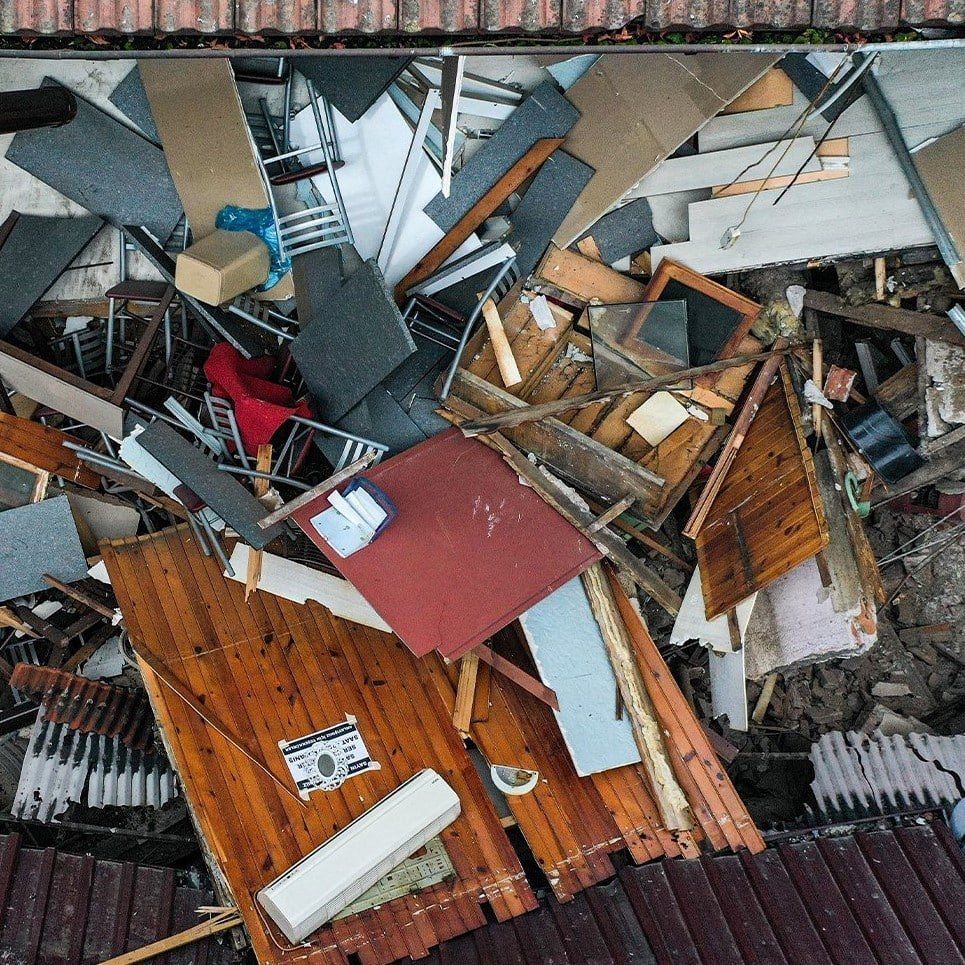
402,823,965,965
9,663,156,751
13,716,178,822
811,730,965,821
0,0,961,32
0,831,242,964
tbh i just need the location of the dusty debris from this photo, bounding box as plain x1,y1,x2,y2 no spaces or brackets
0,47,964,965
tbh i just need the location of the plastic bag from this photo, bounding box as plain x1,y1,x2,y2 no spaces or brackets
215,204,291,292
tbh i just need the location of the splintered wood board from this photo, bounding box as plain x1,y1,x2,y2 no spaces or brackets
695,366,830,620
102,527,537,965
460,255,760,526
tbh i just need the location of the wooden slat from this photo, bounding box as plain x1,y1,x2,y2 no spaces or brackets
101,527,536,965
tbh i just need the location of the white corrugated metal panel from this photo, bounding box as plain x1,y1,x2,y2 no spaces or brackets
12,718,178,823
810,731,965,820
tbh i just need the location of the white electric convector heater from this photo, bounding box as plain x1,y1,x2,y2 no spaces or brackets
256,768,461,943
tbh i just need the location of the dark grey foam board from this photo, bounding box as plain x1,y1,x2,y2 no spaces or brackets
424,81,581,234
294,57,411,123
292,259,415,423
109,66,160,144
7,79,182,245
508,150,594,279
0,496,88,602
0,213,104,339
137,420,285,549
581,198,661,264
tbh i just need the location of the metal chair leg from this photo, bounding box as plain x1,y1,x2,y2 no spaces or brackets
106,297,116,372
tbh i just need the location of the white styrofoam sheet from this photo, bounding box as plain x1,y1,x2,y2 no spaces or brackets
670,567,756,655
519,576,640,777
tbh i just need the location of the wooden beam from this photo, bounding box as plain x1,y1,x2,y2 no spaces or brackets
245,444,273,601
459,345,801,436
803,289,965,348
481,298,522,388
444,370,664,515
257,450,378,529
474,643,559,711
109,285,176,404
452,651,480,734
751,673,778,724
453,414,682,616
99,908,242,964
587,495,635,534
683,345,788,538
41,574,117,621
395,137,564,301
582,563,693,831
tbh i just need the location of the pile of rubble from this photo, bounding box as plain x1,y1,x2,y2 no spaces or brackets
0,48,963,965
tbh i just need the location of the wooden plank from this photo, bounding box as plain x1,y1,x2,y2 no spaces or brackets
109,285,175,405
395,138,563,301
0,412,99,489
99,909,242,965
481,299,522,388
804,289,965,348
474,644,559,711
459,347,795,436
446,369,664,517
580,563,694,833
531,245,648,307
256,450,378,529
452,651,479,734
244,444,272,601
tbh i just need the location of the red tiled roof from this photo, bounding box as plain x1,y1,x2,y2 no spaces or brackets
1,0,961,32
401,822,965,965
0,832,242,964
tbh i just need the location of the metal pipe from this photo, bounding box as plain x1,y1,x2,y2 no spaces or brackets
0,86,76,134
215,464,311,491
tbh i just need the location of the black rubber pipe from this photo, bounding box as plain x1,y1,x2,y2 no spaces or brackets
0,87,77,135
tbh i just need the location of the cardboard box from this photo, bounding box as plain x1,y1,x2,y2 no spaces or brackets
175,229,270,306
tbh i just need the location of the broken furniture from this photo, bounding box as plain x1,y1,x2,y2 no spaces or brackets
290,428,603,659
0,283,176,438
134,419,286,549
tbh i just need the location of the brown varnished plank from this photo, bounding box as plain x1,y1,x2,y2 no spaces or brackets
103,528,535,965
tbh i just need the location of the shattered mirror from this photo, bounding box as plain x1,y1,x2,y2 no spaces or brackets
587,299,689,390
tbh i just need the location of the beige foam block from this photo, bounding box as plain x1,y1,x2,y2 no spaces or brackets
626,391,689,446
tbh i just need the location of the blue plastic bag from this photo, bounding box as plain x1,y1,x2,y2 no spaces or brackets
215,205,291,292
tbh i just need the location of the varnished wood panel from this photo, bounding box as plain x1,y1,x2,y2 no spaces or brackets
428,605,764,902
695,367,830,620
102,527,537,965
0,412,99,490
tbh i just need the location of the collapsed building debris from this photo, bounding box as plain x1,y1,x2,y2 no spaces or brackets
0,47,963,965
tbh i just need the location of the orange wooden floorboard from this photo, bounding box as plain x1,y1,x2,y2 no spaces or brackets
102,527,536,965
